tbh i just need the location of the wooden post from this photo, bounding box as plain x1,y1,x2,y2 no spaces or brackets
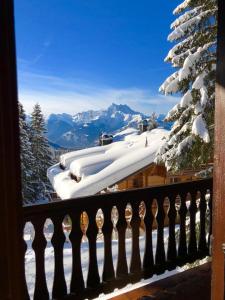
211,1,225,299
0,1,24,299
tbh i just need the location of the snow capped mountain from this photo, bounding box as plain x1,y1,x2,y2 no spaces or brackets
46,103,170,149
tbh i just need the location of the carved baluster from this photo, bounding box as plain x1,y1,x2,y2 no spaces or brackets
51,215,67,298
130,201,141,282
116,202,128,282
207,189,212,250
23,223,30,300
143,199,154,279
86,209,100,289
187,192,198,262
32,218,49,300
155,198,166,274
167,196,177,270
101,206,115,292
177,193,188,265
198,190,208,257
70,210,85,295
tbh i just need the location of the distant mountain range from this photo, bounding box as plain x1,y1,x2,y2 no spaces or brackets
46,103,172,149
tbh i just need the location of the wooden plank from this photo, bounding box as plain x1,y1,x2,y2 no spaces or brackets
111,263,211,300
211,0,225,299
0,1,24,299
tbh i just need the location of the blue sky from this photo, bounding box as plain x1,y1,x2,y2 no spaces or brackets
15,0,180,116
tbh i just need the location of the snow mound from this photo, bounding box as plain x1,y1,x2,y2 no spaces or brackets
47,129,169,199
113,127,139,142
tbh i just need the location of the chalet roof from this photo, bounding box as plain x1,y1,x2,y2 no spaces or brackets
47,128,169,199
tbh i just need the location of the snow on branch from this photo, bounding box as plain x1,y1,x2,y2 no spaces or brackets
168,10,215,42
196,166,213,178
200,86,208,108
159,71,179,94
165,35,215,65
178,50,200,80
192,114,210,143
192,71,207,89
171,6,202,30
177,135,194,156
173,0,191,15
165,103,181,121
177,43,214,80
160,75,182,96
168,122,191,149
165,36,192,62
165,77,180,95
170,47,196,67
180,90,192,108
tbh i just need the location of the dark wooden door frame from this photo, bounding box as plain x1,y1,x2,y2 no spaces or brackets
0,1,24,299
211,0,225,299
0,0,225,299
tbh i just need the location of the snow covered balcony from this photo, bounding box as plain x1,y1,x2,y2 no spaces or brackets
23,178,212,299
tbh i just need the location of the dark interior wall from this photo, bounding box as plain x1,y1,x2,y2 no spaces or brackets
0,1,24,299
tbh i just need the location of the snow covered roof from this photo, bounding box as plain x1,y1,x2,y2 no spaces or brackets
47,128,169,200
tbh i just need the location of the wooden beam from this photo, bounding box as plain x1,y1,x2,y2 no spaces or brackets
211,1,225,299
0,1,24,299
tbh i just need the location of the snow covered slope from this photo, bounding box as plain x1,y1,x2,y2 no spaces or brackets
47,128,169,199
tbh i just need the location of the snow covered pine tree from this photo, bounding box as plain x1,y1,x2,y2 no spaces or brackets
19,102,36,204
157,0,217,172
148,112,158,130
30,103,54,200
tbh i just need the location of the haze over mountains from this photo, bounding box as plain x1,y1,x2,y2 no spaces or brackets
46,103,171,149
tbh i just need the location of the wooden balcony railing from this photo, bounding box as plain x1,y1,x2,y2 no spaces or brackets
23,178,212,300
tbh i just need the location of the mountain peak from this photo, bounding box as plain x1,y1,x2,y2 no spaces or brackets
107,103,138,115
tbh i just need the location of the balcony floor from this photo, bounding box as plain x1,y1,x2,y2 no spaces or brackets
111,263,211,300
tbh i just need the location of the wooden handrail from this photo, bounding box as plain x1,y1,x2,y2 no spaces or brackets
23,178,213,300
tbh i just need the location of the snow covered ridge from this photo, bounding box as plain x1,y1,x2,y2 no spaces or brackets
47,129,169,200
46,103,148,149
46,104,172,149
